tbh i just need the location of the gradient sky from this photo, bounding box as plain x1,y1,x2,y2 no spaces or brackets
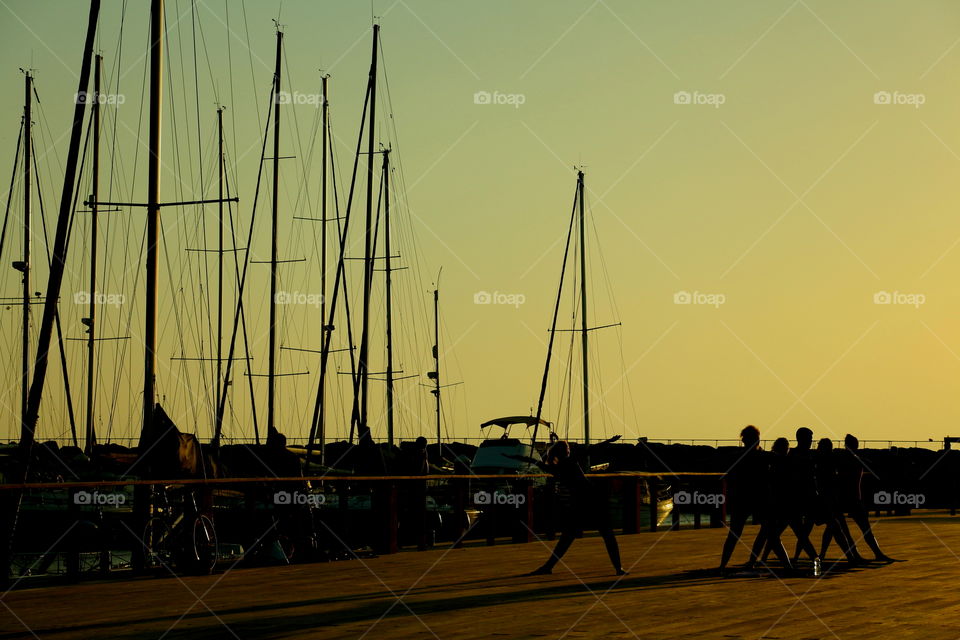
2,1,960,447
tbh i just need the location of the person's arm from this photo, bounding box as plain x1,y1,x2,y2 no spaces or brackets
587,434,621,449
503,454,548,472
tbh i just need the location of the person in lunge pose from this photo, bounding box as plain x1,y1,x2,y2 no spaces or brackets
508,438,627,576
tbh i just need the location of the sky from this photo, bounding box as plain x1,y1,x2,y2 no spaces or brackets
1,0,960,448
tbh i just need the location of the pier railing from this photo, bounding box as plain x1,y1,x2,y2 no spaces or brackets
1,470,947,584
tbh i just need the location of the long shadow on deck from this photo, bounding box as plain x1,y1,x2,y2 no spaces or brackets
1,562,890,640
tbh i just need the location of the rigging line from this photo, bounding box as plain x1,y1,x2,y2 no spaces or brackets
225,0,239,174
327,112,360,443
535,184,579,426
240,0,263,130
215,83,276,445
107,15,150,442
192,0,220,106
378,43,430,338
192,9,217,409
222,137,260,443
31,135,79,446
0,120,24,268
307,63,372,451
161,16,198,423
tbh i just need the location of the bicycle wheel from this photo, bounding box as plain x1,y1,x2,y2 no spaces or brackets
189,514,218,575
143,517,174,571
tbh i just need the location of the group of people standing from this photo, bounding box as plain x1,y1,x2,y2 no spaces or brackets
719,425,895,574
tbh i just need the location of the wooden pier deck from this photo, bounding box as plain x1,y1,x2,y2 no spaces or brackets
2,511,959,639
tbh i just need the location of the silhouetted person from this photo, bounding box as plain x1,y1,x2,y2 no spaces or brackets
815,438,862,564
405,436,430,550
746,437,793,570
823,434,892,562
719,426,790,572
509,439,626,576
785,427,820,563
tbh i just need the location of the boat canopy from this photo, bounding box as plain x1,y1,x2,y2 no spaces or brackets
480,416,551,430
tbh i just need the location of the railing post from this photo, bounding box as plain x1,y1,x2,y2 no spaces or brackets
452,478,466,548
648,477,658,532
622,477,640,535
511,479,534,544
415,478,428,551
375,480,398,555
66,488,80,580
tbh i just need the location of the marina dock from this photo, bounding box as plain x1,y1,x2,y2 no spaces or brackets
2,511,958,639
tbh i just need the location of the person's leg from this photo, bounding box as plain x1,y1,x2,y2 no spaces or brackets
720,513,748,570
530,530,576,574
598,527,626,575
747,523,770,567
794,516,818,560
820,525,833,559
850,505,890,560
766,521,793,570
836,514,864,562
788,520,805,561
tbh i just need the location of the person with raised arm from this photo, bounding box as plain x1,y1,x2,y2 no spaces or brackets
507,435,627,576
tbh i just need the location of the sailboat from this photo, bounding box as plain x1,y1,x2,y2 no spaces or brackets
472,169,672,526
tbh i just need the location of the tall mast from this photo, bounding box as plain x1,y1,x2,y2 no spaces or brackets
317,73,329,463
140,0,163,445
85,56,102,454
432,285,440,446
216,106,224,426
383,148,394,446
21,0,99,447
577,170,589,448
356,23,378,445
268,29,282,435
20,71,32,433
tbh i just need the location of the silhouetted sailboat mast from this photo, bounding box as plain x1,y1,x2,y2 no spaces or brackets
19,71,32,436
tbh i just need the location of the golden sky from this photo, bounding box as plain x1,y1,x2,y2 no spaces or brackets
1,1,959,447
